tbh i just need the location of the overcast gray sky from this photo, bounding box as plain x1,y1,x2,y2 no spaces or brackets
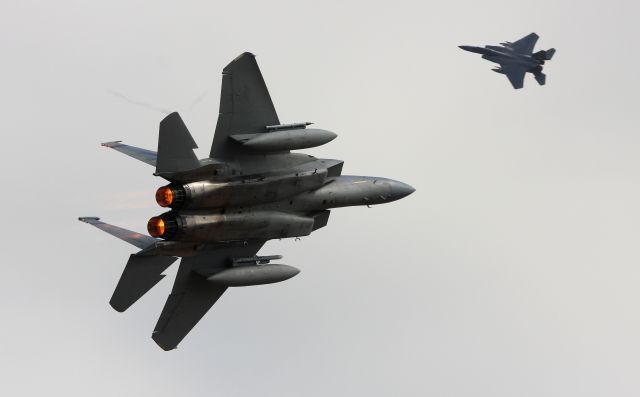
2,0,640,396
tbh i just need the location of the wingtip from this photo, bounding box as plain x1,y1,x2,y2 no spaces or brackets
101,141,123,148
78,216,100,223
152,333,178,351
109,300,128,313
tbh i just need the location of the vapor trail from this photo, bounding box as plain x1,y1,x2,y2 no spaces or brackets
107,89,172,115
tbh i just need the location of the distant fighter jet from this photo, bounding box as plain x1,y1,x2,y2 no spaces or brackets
79,52,415,350
459,33,555,89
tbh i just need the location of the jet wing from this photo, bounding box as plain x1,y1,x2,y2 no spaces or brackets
101,141,157,166
510,33,539,55
209,52,280,158
500,64,527,89
152,240,265,350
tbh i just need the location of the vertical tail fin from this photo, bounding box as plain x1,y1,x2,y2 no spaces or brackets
156,112,200,173
544,48,556,60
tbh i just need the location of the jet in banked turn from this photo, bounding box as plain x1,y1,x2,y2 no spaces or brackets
459,32,555,89
80,52,414,350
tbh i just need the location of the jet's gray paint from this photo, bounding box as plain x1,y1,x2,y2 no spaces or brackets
152,240,265,350
210,52,280,158
109,254,178,312
156,112,200,173
80,52,414,350
459,33,556,89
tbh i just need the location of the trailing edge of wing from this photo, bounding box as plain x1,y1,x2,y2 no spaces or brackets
78,217,156,249
101,141,157,166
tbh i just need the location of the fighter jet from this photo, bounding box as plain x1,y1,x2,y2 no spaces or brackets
459,32,555,89
79,52,415,350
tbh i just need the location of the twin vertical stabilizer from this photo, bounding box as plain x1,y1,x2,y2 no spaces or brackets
156,112,200,173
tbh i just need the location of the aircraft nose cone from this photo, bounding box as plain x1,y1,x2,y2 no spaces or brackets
391,180,415,200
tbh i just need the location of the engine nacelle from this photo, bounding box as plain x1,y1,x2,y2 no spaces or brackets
147,211,315,242
155,169,328,209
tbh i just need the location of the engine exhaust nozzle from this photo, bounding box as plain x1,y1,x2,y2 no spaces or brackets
147,216,165,237
155,185,186,208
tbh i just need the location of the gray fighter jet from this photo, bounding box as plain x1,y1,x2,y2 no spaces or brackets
459,32,555,89
79,52,415,350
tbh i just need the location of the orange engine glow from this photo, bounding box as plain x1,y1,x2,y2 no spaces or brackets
156,186,174,207
147,217,165,237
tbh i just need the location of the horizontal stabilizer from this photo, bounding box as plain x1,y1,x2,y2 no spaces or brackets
156,112,200,173
534,72,546,86
101,141,157,166
78,217,156,249
110,254,178,312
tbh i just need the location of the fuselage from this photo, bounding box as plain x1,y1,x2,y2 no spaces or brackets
147,152,414,245
459,45,543,71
